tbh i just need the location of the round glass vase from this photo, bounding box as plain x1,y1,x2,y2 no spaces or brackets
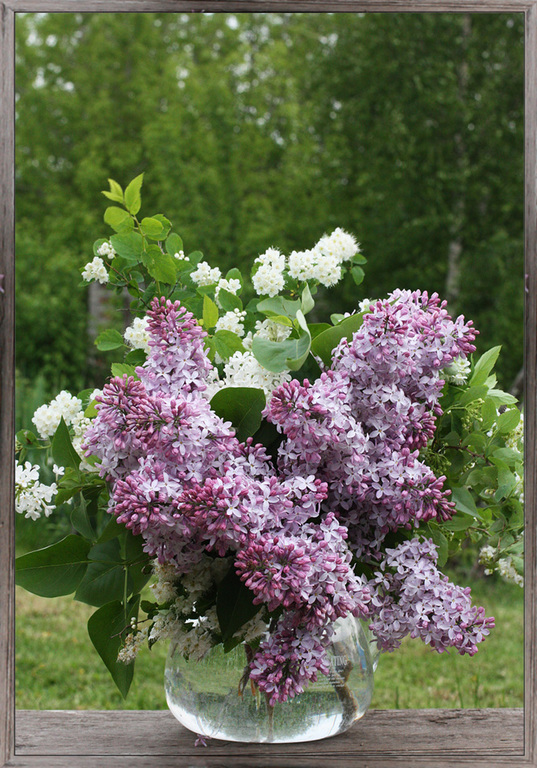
165,615,375,744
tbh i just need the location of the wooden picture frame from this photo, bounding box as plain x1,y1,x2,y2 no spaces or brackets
0,2,534,766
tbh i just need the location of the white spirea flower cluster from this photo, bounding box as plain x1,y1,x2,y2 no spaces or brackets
497,555,524,587
215,309,246,337
254,318,292,343
252,229,359,296
444,357,472,386
82,256,109,284
252,248,286,298
71,411,92,460
479,546,523,587
215,277,241,304
223,351,291,396
190,261,222,286
317,227,360,263
96,241,116,259
173,250,187,260
32,391,83,439
15,461,57,520
506,411,524,452
117,626,149,664
150,561,179,604
124,316,151,353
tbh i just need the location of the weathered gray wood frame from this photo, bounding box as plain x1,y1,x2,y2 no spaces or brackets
0,2,534,766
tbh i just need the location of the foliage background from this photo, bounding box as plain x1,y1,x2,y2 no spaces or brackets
16,11,524,394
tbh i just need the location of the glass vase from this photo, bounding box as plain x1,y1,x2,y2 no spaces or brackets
165,615,375,744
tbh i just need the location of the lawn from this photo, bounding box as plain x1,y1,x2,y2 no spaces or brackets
16,573,523,711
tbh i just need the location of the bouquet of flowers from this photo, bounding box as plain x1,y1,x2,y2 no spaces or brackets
15,175,524,705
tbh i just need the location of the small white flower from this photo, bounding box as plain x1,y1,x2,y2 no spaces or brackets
96,241,116,259
82,256,109,284
252,263,285,297
15,461,57,520
215,309,246,337
52,464,65,477
316,228,360,263
32,391,83,439
222,351,291,396
254,318,292,343
190,261,222,286
444,357,471,386
215,277,242,305
173,250,187,260
124,316,151,353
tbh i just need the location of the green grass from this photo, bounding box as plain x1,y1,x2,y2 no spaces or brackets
16,574,523,711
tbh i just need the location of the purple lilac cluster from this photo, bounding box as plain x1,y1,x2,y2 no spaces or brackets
84,291,492,702
265,290,477,557
368,538,495,654
84,298,370,702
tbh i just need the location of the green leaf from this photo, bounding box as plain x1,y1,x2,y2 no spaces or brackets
425,524,449,568
151,215,172,239
351,266,365,285
217,289,243,312
187,250,204,266
481,399,498,431
165,232,184,258
124,529,152,595
111,363,138,379
104,206,133,232
252,326,311,373
470,346,501,386
216,567,262,642
450,486,481,519
124,173,144,216
458,385,488,407
71,494,97,541
311,312,364,366
87,596,140,698
487,389,518,406
124,348,147,366
141,245,178,285
202,294,219,329
256,296,301,319
352,253,367,265
212,330,245,360
52,417,80,470
491,447,523,465
496,408,520,434
109,231,143,263
97,514,124,544
102,179,124,204
210,387,266,442
95,328,125,351
75,539,126,607
15,535,90,597
301,284,315,315
443,514,475,532
308,323,332,339
140,216,166,239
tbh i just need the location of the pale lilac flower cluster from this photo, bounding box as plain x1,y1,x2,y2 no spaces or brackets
369,538,495,655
